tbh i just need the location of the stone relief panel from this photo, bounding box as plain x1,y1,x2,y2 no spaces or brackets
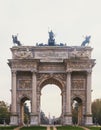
68,48,91,59
12,61,37,69
71,72,86,90
67,61,92,69
17,72,32,89
18,80,32,89
71,79,85,90
13,49,33,59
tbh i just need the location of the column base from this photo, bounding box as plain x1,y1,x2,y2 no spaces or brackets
10,114,18,126
85,114,93,125
63,114,72,125
30,113,39,126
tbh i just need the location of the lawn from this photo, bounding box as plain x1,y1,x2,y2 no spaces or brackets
0,126,17,130
20,126,46,130
57,126,84,130
87,126,101,130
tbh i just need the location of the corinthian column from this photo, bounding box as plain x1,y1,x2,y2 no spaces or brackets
32,72,37,114
85,70,93,125
11,70,17,113
10,70,18,125
66,72,71,114
30,71,39,125
64,72,72,125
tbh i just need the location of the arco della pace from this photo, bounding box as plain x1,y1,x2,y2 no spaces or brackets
8,32,95,126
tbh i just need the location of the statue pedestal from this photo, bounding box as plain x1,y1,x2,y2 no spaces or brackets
30,113,39,125
64,114,72,125
10,113,18,126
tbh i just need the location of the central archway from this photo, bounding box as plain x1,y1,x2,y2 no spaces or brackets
41,84,61,124
38,77,65,124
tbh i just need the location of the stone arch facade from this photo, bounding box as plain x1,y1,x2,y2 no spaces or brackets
8,46,95,125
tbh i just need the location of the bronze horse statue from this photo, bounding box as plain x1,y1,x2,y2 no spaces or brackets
12,34,21,46
81,35,91,46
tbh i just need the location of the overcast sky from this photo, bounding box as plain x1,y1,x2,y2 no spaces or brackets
0,0,101,117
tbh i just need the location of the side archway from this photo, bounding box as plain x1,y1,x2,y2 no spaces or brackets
72,97,83,125
18,96,31,125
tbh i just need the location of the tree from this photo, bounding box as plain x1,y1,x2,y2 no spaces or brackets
92,98,101,125
0,101,10,124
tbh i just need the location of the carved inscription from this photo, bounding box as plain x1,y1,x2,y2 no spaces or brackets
35,51,68,59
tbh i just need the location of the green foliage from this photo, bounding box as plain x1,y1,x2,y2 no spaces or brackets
20,126,46,130
0,126,16,130
87,126,101,130
92,98,101,125
0,101,10,124
57,126,83,130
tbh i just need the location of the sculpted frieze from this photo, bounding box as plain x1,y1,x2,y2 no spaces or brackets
68,61,92,69
12,62,37,69
69,48,91,59
13,49,33,59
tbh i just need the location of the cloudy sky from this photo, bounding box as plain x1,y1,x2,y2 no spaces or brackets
0,0,101,117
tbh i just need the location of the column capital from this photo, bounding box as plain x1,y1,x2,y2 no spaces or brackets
87,69,92,74
11,70,17,74
66,70,72,73
31,69,37,73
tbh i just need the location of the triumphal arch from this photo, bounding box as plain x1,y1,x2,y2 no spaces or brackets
8,32,95,125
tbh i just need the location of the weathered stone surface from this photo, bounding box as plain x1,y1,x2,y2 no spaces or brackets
8,45,95,125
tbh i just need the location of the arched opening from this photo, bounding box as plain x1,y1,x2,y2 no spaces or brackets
72,97,82,125
19,97,31,125
41,84,61,125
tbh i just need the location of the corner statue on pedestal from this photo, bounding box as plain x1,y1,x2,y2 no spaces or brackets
81,35,91,46
12,34,22,46
48,30,55,46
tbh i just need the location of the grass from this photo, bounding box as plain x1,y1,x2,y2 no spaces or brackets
20,126,46,130
87,126,101,130
0,126,17,130
57,126,84,130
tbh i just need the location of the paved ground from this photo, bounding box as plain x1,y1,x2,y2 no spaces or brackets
79,126,90,130
14,126,23,130
14,125,90,130
47,125,57,130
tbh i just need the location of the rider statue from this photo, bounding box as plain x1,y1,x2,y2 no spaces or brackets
12,34,21,46
48,30,55,46
81,35,91,46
